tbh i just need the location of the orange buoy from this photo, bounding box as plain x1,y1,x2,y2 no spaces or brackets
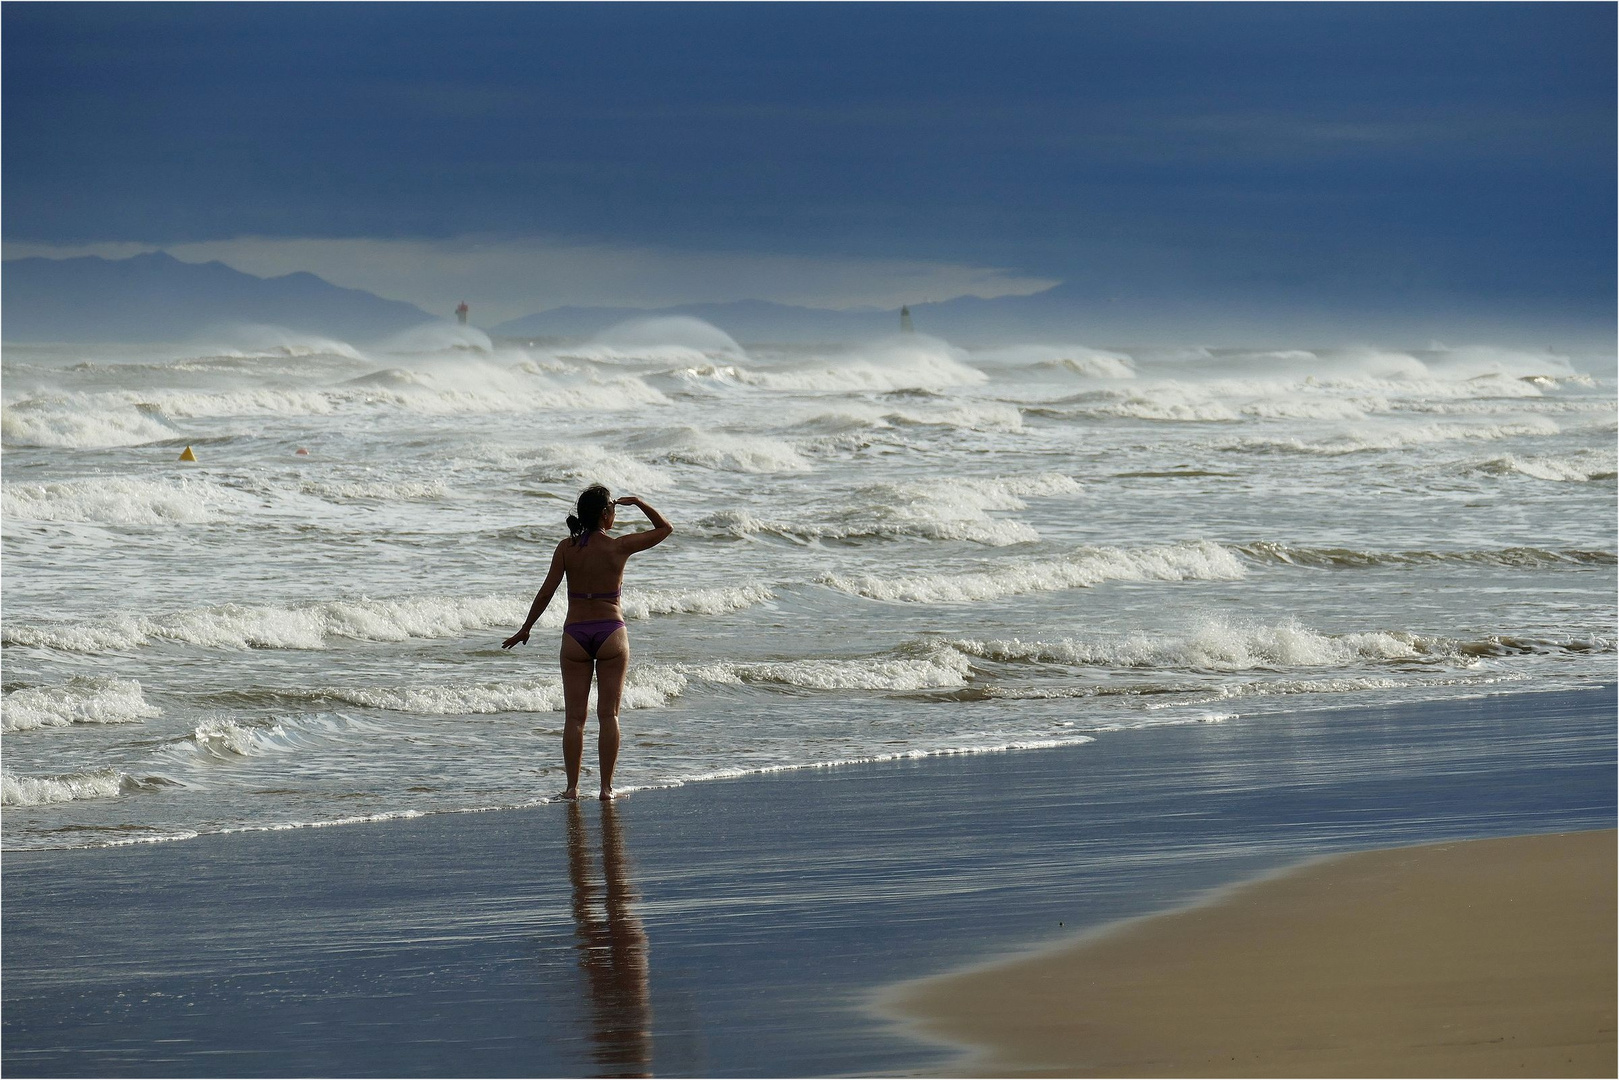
178,446,197,462
295,448,310,456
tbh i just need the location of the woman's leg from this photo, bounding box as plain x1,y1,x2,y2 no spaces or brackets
591,629,630,799
559,635,596,799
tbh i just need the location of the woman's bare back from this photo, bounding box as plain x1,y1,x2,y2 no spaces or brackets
560,533,631,621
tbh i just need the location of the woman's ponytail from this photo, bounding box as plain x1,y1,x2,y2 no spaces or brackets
568,485,612,543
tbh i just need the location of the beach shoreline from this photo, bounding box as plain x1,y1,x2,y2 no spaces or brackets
882,828,1618,1078
4,685,1614,1077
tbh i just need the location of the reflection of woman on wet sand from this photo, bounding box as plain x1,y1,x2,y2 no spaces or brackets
503,485,672,801
567,801,652,1077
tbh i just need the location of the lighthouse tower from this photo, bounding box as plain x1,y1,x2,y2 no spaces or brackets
455,302,469,326
899,305,914,333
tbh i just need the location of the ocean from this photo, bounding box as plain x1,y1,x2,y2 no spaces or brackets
3,320,1615,851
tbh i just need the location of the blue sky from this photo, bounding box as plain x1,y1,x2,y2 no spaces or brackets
4,3,1614,332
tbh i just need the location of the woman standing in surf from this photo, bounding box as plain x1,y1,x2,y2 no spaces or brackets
503,485,673,801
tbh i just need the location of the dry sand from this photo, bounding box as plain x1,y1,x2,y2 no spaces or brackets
885,829,1616,1078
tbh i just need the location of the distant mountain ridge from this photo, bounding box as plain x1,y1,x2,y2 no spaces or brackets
490,293,1102,344
5,251,1603,350
2,252,437,342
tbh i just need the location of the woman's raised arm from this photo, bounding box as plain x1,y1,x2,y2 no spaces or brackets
614,496,672,554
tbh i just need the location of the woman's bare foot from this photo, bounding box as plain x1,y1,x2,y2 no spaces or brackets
559,787,579,801
599,787,615,801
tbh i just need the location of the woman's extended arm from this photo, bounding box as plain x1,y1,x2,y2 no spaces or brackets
614,496,673,553
501,544,567,649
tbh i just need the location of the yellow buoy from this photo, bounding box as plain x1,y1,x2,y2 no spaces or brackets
178,446,197,462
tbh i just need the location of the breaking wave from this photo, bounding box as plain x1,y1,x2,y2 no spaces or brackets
187,717,291,758
1222,416,1563,456
3,585,775,653
300,478,448,502
154,713,393,766
280,665,688,715
622,584,775,618
2,331,1610,850
788,400,1024,434
823,541,1246,603
1,396,181,448
1236,542,1617,569
2,678,161,732
695,473,1080,547
1470,453,1618,483
2,594,530,652
739,338,988,393
945,620,1614,672
1,365,671,448
2,475,248,524
682,648,973,692
1,768,171,807
514,443,677,492
951,622,1422,672
981,343,1136,380
633,427,811,473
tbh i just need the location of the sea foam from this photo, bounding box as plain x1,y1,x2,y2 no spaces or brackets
1471,453,1618,483
636,426,812,473
3,585,774,653
515,443,677,492
300,478,449,502
947,620,1614,673
1236,541,1617,569
683,647,972,692
949,618,1424,672
621,584,776,618
790,400,1024,434
295,665,688,715
2,475,246,524
695,473,1078,547
2,594,531,652
2,678,161,732
740,338,988,392
1,397,181,448
1223,416,1563,456
2,364,671,449
188,717,291,758
1,768,138,806
823,541,1246,603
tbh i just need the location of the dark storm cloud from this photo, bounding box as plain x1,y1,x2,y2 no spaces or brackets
4,2,1614,322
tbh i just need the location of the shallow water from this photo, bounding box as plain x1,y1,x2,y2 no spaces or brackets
3,323,1615,848
4,688,1613,1077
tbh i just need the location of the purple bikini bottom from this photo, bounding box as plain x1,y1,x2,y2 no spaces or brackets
564,619,626,659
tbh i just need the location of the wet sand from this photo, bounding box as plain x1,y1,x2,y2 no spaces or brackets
5,687,1614,1076
885,829,1617,1078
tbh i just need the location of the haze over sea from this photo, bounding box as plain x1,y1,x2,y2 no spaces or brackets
2,320,1613,850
